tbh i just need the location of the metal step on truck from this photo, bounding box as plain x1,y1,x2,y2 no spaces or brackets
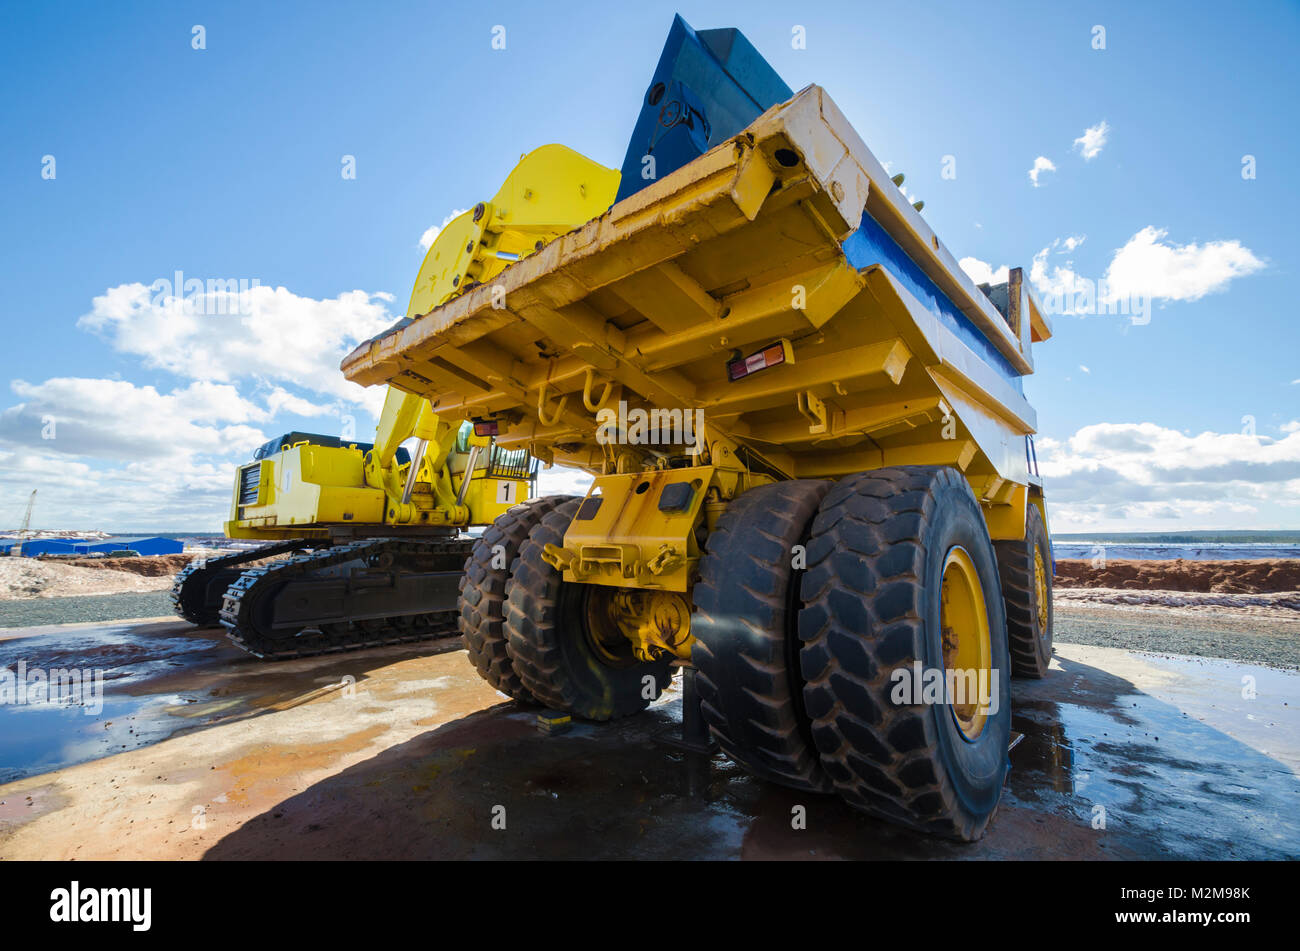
342,15,1055,840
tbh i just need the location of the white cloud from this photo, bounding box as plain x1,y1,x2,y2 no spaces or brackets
536,466,593,498
1038,421,1300,530
0,377,268,460
959,256,1010,286
1030,246,1088,313
1073,120,1109,160
0,276,415,531
78,283,393,413
263,387,336,418
0,445,245,532
1029,156,1056,187
419,208,471,251
0,376,278,531
1102,226,1265,304
0,376,364,531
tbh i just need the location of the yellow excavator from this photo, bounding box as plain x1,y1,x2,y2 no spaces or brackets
170,145,620,658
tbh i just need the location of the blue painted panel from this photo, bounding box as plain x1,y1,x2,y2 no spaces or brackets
842,210,1023,390
615,15,791,204
615,17,1021,393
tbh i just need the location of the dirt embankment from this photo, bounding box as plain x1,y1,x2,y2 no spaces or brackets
0,559,187,600
1,550,246,601
1054,558,1300,594
48,553,199,577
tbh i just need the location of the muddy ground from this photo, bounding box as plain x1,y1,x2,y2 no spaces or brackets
0,614,1296,860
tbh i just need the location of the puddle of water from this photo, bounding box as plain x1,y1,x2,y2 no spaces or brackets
1007,653,1300,859
0,622,226,782
0,691,196,784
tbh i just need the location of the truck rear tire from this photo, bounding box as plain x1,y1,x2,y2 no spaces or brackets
459,494,577,701
505,499,674,720
995,502,1054,679
799,466,1011,841
692,479,832,792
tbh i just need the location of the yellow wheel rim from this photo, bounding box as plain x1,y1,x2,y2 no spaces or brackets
1033,546,1049,631
939,546,992,741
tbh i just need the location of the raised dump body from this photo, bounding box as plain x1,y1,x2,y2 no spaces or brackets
344,85,1050,534
344,25,1056,842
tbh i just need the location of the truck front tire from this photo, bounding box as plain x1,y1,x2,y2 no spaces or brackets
799,466,1011,841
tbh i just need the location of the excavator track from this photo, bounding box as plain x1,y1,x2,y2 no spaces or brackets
171,539,317,626
218,537,472,659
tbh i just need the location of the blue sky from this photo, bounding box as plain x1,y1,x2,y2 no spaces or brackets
1,0,1297,532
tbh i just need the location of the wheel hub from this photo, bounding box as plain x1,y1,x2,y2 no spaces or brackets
939,546,992,741
586,586,693,663
1033,546,1049,631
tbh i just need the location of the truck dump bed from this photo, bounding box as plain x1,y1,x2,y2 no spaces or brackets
342,85,1051,508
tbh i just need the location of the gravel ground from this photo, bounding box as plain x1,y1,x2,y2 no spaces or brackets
0,591,175,628
1055,601,1299,669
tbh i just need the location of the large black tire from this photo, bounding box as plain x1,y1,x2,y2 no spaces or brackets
458,494,577,701
995,502,1054,679
505,500,674,720
799,466,1011,841
692,480,832,792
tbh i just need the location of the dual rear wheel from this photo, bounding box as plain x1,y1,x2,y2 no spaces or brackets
459,468,1050,840
460,495,673,718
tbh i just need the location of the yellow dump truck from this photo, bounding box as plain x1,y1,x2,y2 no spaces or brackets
342,16,1055,840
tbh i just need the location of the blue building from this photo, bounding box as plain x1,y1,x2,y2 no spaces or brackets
14,538,81,557
75,536,183,557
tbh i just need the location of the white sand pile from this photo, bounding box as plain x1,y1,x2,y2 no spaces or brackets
0,558,174,600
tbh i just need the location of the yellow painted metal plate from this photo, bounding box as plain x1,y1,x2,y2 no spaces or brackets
557,467,712,593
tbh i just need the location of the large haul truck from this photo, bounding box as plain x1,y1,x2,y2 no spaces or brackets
343,15,1055,839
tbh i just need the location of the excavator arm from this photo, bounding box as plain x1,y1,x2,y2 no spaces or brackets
362,144,621,521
